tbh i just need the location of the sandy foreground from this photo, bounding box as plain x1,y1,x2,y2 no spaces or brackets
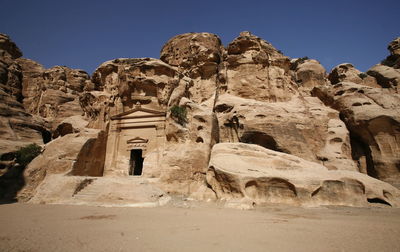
0,201,399,252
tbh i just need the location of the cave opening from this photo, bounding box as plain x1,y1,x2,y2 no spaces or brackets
367,197,391,206
349,131,377,178
240,131,288,153
41,130,52,144
129,149,144,176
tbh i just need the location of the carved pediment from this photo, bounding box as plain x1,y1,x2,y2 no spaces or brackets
111,104,165,120
127,137,149,144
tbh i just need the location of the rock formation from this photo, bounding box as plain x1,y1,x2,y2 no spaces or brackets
0,34,48,154
1,31,399,208
328,63,379,87
16,59,91,133
292,58,328,92
206,143,399,208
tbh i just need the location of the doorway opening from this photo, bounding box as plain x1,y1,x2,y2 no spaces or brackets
129,149,144,176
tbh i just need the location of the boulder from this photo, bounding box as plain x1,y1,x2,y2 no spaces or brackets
206,143,400,207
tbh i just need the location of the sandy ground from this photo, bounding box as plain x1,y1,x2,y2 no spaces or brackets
0,201,400,252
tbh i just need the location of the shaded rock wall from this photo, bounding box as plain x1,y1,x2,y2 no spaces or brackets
0,34,49,154
17,129,106,201
17,58,91,131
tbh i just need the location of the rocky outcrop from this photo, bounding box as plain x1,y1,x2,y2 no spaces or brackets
0,36,49,154
17,129,106,201
52,115,88,138
215,94,357,171
312,39,400,188
313,82,400,187
0,91,48,154
366,37,400,90
159,98,219,196
367,64,400,89
328,63,379,88
292,58,327,92
381,37,400,69
160,32,223,104
206,143,400,208
0,34,22,60
221,32,297,102
16,59,91,131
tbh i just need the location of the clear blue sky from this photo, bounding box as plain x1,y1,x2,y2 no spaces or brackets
1,0,399,74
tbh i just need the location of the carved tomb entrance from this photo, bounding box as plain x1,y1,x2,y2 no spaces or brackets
129,149,144,175
103,104,166,177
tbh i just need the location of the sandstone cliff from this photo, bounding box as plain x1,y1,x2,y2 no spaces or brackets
1,31,399,208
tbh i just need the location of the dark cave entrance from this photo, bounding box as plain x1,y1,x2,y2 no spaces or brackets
240,131,289,153
129,149,144,176
349,132,377,178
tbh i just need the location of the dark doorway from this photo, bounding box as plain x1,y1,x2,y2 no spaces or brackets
129,149,144,176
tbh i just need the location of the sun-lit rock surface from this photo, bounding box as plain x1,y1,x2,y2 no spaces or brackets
0,32,399,208
206,143,400,208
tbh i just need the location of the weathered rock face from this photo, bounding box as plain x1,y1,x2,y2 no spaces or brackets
16,59,91,130
291,58,327,92
160,32,224,104
381,37,400,69
0,36,49,154
83,58,181,129
160,32,223,74
0,34,22,59
313,82,400,187
222,32,297,102
17,129,106,201
311,38,400,189
367,64,400,89
0,91,48,154
388,38,400,56
52,115,88,139
206,143,400,208
366,38,400,90
328,63,379,88
159,97,219,196
215,94,356,171
2,32,400,208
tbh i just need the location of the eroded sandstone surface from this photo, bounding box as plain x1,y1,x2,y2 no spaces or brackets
206,143,399,208
1,31,399,208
